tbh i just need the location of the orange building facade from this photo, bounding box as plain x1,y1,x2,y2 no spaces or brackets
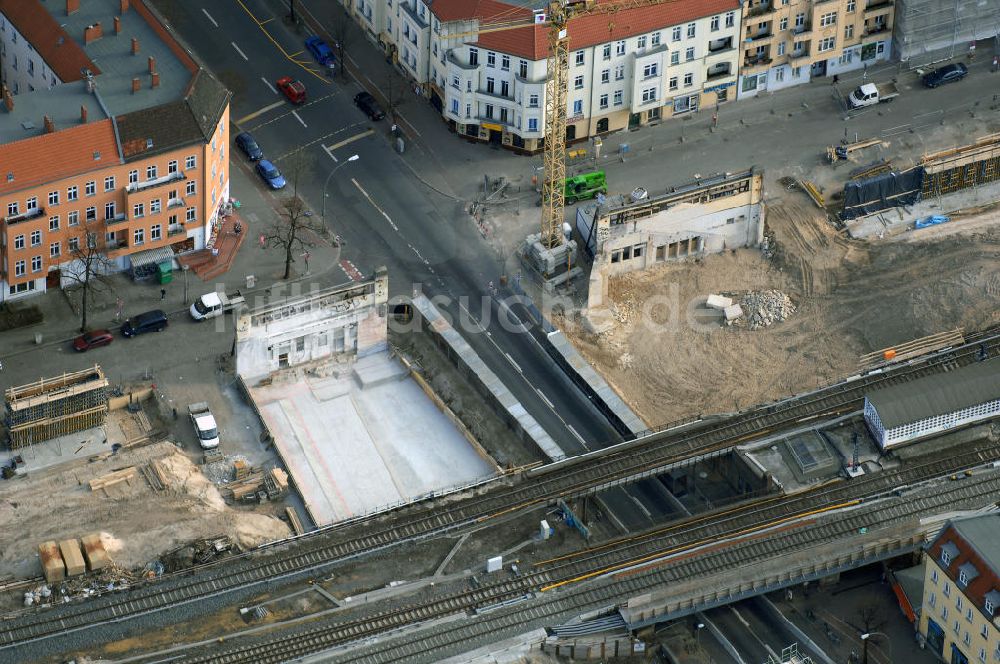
0,0,230,302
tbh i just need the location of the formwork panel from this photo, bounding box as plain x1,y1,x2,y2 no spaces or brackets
4,366,109,448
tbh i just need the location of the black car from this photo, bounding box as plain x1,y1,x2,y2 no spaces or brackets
235,132,263,161
921,62,968,88
122,309,168,337
354,91,385,121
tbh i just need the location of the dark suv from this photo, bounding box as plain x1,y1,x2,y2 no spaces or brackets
921,62,968,88
122,309,168,337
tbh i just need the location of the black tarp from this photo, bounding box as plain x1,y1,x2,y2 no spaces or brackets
840,167,925,220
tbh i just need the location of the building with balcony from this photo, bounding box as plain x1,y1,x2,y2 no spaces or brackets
738,0,894,99
0,0,230,302
919,514,1000,664
359,0,740,153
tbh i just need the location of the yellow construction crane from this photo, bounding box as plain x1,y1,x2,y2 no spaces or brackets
445,0,679,259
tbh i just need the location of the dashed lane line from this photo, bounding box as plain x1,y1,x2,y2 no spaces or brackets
261,77,277,95
291,110,308,128
201,8,218,27
324,129,374,153
231,42,249,61
351,179,399,232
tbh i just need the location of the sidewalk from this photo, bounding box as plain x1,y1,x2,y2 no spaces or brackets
0,164,342,360
280,2,1000,209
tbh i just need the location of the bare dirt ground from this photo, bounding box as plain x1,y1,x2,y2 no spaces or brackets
0,440,290,583
559,196,1000,427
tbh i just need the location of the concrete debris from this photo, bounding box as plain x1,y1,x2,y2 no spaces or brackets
760,232,776,259
724,304,744,322
609,298,637,325
734,290,796,329
706,294,733,311
201,454,250,485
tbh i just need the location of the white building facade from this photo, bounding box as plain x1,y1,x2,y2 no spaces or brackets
358,0,742,153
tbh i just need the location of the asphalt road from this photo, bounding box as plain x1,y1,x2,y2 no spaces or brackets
152,0,623,457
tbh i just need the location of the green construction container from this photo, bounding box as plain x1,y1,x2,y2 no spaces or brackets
563,171,607,203
157,261,173,285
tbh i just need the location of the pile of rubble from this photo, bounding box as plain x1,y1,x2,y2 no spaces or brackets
609,298,637,325
737,290,796,329
202,455,250,485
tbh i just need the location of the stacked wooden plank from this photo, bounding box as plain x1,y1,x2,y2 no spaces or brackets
59,539,86,577
80,533,110,571
226,471,265,500
89,467,137,496
38,541,65,584
285,506,305,535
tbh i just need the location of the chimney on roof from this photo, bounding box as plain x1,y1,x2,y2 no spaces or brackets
131,37,139,55
114,16,121,34
66,0,79,15
3,86,13,112
120,0,130,13
151,72,160,88
80,105,88,123
132,77,140,94
84,22,103,44
148,56,156,74
43,116,55,134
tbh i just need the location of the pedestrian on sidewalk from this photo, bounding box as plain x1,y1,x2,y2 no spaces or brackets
832,74,840,85
160,288,166,300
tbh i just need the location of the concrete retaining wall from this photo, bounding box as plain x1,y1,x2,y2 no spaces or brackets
410,294,566,462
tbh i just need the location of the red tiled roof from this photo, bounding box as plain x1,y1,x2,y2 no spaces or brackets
0,120,119,197
0,0,99,82
474,0,740,60
429,0,532,23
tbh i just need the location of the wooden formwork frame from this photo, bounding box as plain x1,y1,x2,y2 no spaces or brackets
4,365,109,449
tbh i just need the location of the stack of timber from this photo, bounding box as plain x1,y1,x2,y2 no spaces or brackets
89,467,138,497
4,366,109,448
285,506,305,535
141,460,168,491
224,467,289,502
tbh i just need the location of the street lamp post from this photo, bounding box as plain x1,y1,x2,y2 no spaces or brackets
182,264,190,305
321,154,360,227
861,631,892,664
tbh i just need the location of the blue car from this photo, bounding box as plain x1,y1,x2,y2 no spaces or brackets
255,160,286,190
235,132,263,161
304,36,336,70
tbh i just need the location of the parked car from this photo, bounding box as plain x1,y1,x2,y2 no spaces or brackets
354,91,385,121
121,310,168,337
72,329,114,352
255,159,286,190
921,62,968,88
276,76,306,104
235,132,263,161
304,36,336,70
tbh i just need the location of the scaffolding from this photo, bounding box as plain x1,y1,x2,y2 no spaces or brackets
894,0,1000,65
763,644,814,664
3,366,109,449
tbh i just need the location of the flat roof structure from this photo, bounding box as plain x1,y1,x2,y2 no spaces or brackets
866,357,1000,429
248,353,497,526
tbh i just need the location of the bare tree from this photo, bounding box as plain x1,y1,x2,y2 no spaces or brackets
328,6,356,82
63,231,117,332
264,195,323,280
383,62,406,123
851,598,888,664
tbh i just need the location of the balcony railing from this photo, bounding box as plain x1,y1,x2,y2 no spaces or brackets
399,0,429,29
789,48,811,60
105,212,129,226
863,0,892,10
167,197,185,210
706,68,733,81
791,24,812,35
863,24,890,36
746,1,774,17
127,171,185,194
743,55,772,68
477,87,514,101
446,51,478,71
168,225,185,237
708,37,734,53
5,206,44,225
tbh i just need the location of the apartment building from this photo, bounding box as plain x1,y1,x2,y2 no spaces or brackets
920,514,1000,664
365,0,740,153
0,0,230,302
738,0,894,99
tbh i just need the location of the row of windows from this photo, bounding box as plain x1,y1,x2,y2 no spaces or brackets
889,401,1000,437
7,184,197,250
4,159,196,218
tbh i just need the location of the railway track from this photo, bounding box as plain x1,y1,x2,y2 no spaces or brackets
187,449,1000,664
1,327,998,651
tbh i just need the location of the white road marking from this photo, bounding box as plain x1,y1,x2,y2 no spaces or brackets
325,129,374,152
566,425,585,444
234,100,285,125
292,110,308,128
231,42,249,61
322,144,339,163
202,8,219,27
504,352,522,374
535,388,553,409
261,77,277,94
351,179,399,232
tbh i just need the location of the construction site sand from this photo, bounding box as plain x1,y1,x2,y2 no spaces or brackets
0,441,289,580
559,196,1000,427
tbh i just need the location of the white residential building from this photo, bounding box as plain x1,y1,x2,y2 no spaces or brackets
359,0,741,153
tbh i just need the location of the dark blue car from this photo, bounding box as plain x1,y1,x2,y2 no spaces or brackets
255,160,286,190
235,132,263,161
305,36,336,70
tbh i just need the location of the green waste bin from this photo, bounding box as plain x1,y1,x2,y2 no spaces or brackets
157,261,173,284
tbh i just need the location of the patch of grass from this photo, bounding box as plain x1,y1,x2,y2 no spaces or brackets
0,303,43,332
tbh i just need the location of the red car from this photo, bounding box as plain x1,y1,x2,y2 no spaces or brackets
276,76,306,104
73,329,114,352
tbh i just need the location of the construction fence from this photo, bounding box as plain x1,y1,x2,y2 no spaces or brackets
3,366,109,449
